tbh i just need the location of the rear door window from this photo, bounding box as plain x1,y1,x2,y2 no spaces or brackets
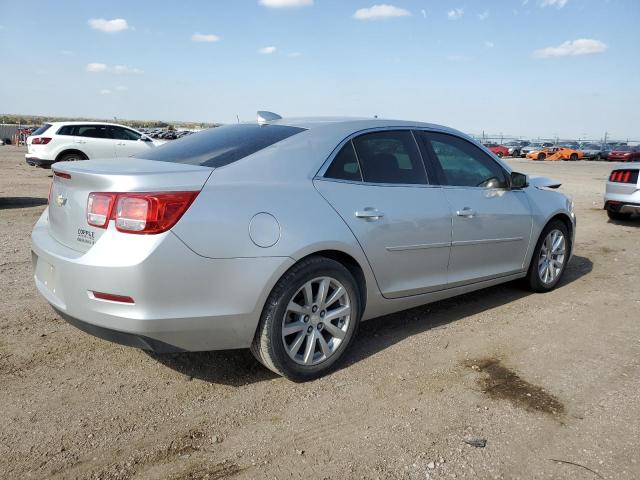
141,124,305,167
78,125,109,139
110,126,142,141
351,130,427,185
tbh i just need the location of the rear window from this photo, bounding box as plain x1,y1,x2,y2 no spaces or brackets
32,123,52,135
140,124,306,168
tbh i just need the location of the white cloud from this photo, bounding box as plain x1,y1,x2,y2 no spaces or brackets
540,0,568,7
116,85,128,91
258,0,313,7
86,63,108,73
353,4,412,20
484,41,495,48
421,9,427,18
287,52,302,58
533,38,607,58
86,63,143,74
258,46,277,54
447,8,464,20
88,18,129,33
100,89,112,95
113,65,144,74
191,33,220,42
478,10,489,20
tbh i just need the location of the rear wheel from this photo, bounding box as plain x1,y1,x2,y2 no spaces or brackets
607,209,631,221
251,256,361,381
570,153,578,161
537,153,546,161
525,220,570,292
58,152,86,162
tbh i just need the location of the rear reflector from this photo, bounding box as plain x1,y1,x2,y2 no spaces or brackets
54,171,71,179
32,137,52,145
87,191,199,234
91,291,135,304
609,169,639,184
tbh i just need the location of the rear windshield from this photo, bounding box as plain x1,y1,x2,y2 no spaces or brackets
32,123,52,135
140,124,306,168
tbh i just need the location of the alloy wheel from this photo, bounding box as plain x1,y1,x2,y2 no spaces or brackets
538,229,566,285
281,276,351,366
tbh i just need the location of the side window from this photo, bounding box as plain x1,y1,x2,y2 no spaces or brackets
422,132,507,188
324,141,362,182
352,131,427,185
57,125,77,136
78,125,108,139
110,126,141,141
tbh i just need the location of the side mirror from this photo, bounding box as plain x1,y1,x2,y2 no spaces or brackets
510,171,528,189
140,135,152,142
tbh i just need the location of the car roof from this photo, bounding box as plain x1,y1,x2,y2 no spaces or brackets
47,121,138,130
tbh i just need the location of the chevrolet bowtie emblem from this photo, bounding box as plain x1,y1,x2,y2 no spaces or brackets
55,195,67,207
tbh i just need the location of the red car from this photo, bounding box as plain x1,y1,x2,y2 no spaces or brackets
483,143,509,158
608,146,640,162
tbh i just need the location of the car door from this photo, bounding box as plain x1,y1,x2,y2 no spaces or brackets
417,131,532,287
314,130,452,299
109,126,154,158
75,124,116,159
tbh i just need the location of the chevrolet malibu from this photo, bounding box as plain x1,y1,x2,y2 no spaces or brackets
32,114,576,381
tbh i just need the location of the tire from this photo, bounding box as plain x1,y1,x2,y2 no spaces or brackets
524,220,570,293
497,152,504,158
607,209,631,221
570,153,578,161
251,256,361,381
594,154,601,161
58,152,86,162
537,153,546,161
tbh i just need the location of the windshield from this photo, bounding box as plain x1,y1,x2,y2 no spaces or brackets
140,124,306,167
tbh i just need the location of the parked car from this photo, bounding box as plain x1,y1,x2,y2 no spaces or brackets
503,140,529,157
482,143,509,158
581,143,606,160
558,141,580,150
25,122,161,168
527,146,583,161
604,165,640,220
607,145,640,162
521,142,554,157
32,114,576,380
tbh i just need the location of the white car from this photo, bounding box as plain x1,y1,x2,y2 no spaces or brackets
25,122,161,168
604,164,640,220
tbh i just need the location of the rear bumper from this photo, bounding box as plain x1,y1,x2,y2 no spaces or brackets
25,155,55,168
604,200,640,215
31,211,294,351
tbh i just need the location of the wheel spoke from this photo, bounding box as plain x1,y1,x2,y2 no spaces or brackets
302,283,313,307
288,331,306,356
287,301,307,315
323,285,345,309
283,321,306,336
317,333,332,357
324,305,350,322
323,321,346,340
302,331,316,365
316,278,329,306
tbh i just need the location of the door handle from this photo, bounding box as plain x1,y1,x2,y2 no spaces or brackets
355,208,384,220
456,207,476,218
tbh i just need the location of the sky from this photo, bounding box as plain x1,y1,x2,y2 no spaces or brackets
0,0,638,139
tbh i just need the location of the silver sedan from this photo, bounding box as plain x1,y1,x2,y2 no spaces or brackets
32,114,576,381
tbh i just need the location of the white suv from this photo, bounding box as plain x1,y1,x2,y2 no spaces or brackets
26,122,162,168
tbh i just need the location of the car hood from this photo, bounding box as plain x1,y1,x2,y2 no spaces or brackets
529,175,561,189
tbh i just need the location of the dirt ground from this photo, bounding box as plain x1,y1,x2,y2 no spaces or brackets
1,145,639,480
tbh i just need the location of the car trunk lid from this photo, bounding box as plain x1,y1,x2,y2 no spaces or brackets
49,159,213,253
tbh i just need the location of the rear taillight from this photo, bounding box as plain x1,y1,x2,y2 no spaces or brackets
48,182,53,204
609,170,639,184
86,191,198,234
32,137,52,145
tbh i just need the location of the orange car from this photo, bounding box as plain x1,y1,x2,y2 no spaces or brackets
526,147,584,161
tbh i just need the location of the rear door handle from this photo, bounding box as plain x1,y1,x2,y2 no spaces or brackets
456,207,476,218
355,208,384,220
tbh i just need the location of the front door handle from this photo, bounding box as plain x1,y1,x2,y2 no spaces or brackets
456,207,476,218
355,208,384,221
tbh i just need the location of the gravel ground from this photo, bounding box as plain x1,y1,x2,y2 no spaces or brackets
1,145,639,480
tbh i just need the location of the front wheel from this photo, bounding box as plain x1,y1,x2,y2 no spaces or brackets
497,152,504,158
537,153,546,161
251,256,361,381
525,220,570,292
570,153,578,161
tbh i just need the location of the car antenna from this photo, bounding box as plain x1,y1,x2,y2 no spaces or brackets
257,111,282,123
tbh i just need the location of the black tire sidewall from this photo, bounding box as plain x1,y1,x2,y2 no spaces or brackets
527,220,570,292
59,154,82,162
261,258,361,381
